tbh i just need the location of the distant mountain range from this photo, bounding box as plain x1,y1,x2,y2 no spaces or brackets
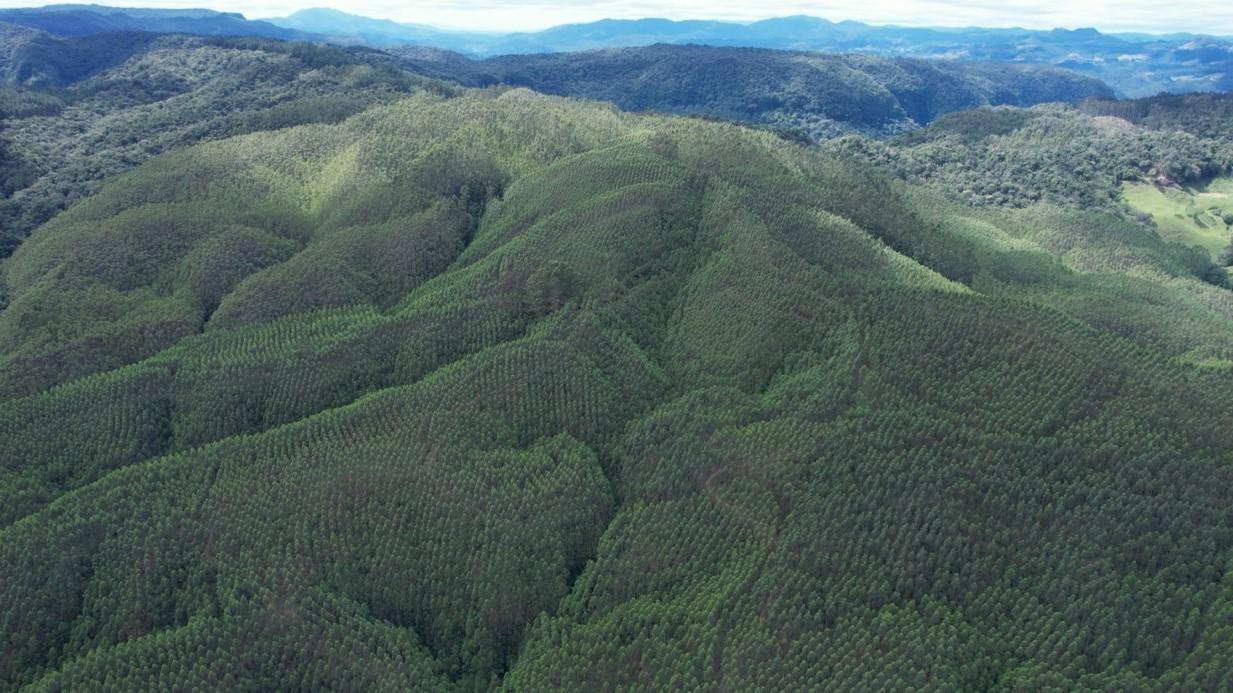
0,4,309,39
1,5,1231,96
268,10,1233,97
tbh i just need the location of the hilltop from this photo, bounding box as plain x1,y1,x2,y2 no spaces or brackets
0,28,1106,256
0,29,443,253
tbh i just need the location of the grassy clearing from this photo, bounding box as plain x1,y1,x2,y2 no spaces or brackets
1123,177,1233,262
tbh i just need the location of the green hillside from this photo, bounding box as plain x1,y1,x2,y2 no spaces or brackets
1123,178,1233,263
830,98,1233,285
0,30,442,254
2,88,1233,690
829,104,1233,213
0,29,1114,265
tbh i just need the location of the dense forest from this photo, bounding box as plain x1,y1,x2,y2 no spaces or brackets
0,27,1111,257
828,102,1233,211
2,16,1233,692
0,29,445,253
821,94,1233,281
394,44,1114,139
2,85,1233,690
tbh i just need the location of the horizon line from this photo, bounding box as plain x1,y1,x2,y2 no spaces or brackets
248,9,1226,38
1,4,1228,38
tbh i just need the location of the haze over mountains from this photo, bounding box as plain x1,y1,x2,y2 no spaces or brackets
2,4,1233,95
0,4,307,39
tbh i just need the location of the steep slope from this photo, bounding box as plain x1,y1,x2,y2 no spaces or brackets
830,103,1233,213
1080,92,1233,140
394,44,1114,139
2,89,1232,690
0,29,442,254
825,98,1233,286
0,23,160,86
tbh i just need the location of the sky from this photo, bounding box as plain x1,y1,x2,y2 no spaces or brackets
3,1,1233,35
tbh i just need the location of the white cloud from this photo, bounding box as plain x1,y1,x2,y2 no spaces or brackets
1,0,1231,35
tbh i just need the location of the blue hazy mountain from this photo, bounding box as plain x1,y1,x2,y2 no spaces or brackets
268,12,1233,97
263,7,486,46
0,4,308,39
2,6,1231,96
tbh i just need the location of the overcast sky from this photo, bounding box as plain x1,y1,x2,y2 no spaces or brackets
4,1,1233,34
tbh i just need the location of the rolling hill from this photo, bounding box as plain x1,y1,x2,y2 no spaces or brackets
2,87,1233,690
0,29,444,255
824,94,1233,278
0,28,1107,261
2,8,1233,691
832,102,1233,211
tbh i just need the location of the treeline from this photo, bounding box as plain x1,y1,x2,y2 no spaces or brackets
1080,92,1233,140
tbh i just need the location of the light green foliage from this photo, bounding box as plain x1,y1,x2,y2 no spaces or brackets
0,32,441,249
830,103,1233,212
1123,178,1233,262
1,88,1233,691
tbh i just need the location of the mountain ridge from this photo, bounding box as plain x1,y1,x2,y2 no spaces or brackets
0,5,1230,96
393,43,1115,139
0,3,311,40
263,10,1233,96
0,26,1111,256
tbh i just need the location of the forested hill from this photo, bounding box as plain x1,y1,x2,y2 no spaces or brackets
0,30,443,255
826,94,1233,281
2,88,1233,689
0,28,1109,260
1079,92,1233,141
394,44,1114,139
831,98,1233,212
